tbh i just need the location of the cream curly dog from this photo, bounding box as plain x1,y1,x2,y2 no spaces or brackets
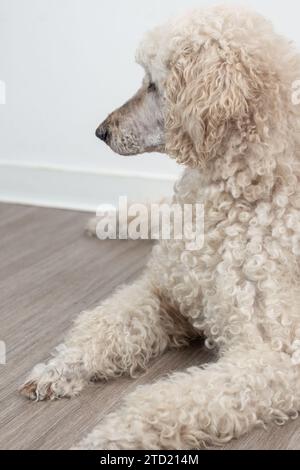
21,5,300,449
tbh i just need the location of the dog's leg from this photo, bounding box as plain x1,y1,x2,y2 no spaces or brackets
20,275,196,401
74,345,300,449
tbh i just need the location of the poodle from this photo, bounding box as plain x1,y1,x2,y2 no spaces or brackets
20,5,300,449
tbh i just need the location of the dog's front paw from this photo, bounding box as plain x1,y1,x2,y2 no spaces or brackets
20,362,85,401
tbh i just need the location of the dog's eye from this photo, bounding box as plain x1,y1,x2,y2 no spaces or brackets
148,82,157,92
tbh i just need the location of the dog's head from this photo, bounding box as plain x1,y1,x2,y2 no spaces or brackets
95,76,166,156
96,6,293,167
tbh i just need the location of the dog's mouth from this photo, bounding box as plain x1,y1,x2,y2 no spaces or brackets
111,147,142,157
95,126,166,157
95,125,137,155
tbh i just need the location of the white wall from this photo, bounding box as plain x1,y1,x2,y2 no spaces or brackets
1,0,300,209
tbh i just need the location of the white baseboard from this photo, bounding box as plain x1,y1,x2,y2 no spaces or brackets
0,162,178,212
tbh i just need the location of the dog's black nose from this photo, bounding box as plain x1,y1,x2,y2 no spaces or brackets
95,124,110,143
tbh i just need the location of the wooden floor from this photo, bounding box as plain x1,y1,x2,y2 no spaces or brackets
0,203,300,450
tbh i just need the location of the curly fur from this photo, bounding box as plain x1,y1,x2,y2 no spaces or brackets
21,5,300,449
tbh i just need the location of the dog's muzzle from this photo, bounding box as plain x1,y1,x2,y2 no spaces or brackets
95,123,110,143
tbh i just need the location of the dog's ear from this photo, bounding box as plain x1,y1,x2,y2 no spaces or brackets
165,40,276,167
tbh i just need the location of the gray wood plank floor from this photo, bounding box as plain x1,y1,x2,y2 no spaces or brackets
0,202,299,450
